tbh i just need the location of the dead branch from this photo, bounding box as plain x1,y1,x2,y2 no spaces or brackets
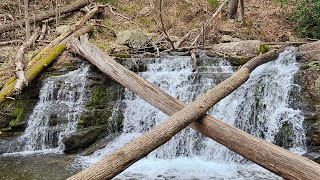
174,29,197,48
14,27,40,95
0,40,23,46
191,0,228,46
107,4,132,21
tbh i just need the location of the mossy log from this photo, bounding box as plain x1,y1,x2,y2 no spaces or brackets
0,45,65,104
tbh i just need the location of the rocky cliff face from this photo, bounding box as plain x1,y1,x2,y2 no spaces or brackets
293,42,320,162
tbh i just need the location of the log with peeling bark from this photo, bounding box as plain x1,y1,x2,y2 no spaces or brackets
0,25,93,104
14,27,40,95
68,35,320,180
0,0,90,33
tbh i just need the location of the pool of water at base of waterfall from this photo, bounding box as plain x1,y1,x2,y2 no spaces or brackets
0,155,281,180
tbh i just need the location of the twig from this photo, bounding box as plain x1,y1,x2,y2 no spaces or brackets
107,4,132,21
174,29,197,48
159,0,175,50
0,40,23,46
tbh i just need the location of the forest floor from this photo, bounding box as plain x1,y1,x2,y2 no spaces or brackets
0,0,299,83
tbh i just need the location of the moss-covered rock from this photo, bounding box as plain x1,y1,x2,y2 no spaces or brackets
78,67,124,134
62,126,105,153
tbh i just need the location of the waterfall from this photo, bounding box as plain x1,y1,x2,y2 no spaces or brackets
8,65,90,154
79,49,305,179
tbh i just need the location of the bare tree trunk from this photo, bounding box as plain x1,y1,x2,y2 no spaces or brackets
0,0,90,33
24,0,30,40
239,0,245,23
68,37,320,180
228,0,239,19
14,27,40,95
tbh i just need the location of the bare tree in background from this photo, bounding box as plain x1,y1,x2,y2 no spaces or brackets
228,0,238,19
228,0,245,23
24,0,30,40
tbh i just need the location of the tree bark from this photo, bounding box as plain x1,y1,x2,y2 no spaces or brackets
239,0,244,23
24,0,30,40
228,0,239,19
14,27,40,95
0,0,90,33
68,36,320,180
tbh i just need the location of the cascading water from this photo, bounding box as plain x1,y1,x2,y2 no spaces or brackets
7,65,90,154
79,49,305,179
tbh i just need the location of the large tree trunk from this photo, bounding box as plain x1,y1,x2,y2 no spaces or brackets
0,0,90,33
68,36,320,180
228,0,239,19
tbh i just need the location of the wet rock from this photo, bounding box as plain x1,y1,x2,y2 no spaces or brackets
62,126,105,153
293,63,320,154
81,133,119,156
303,152,320,163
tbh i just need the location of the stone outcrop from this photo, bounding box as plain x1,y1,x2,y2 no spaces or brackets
294,42,320,155
62,126,105,153
207,40,263,65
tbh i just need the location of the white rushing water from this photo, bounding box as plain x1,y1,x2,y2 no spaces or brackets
7,65,90,154
78,49,306,179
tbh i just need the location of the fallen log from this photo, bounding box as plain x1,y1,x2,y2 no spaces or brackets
14,27,40,95
27,5,102,67
68,36,320,180
0,0,90,33
0,25,93,104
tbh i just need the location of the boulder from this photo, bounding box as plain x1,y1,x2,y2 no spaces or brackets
220,35,233,43
298,41,320,52
211,40,261,57
62,126,105,153
116,28,156,49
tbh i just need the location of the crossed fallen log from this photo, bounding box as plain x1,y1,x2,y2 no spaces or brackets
67,35,320,180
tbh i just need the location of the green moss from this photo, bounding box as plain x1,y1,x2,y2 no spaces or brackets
9,107,24,127
78,81,124,130
111,53,131,58
95,0,117,5
259,44,269,54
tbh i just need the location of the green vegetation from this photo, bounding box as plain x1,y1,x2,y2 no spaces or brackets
290,0,320,39
95,0,117,5
207,0,219,9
